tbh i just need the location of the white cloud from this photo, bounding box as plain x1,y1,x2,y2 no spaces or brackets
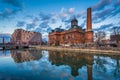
59,7,68,18
68,8,75,14
92,0,112,11
60,7,66,13
76,10,86,18
60,13,68,18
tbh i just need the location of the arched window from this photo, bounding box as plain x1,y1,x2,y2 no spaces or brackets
72,34,74,39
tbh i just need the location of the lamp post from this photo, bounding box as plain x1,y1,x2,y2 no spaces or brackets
3,37,5,45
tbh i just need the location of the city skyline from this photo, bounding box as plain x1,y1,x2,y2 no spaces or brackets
0,0,120,39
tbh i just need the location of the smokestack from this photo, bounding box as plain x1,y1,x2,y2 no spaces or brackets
87,8,92,31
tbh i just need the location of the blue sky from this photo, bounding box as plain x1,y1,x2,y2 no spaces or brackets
0,0,120,39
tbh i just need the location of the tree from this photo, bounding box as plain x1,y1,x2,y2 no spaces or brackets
95,31,106,46
111,27,120,44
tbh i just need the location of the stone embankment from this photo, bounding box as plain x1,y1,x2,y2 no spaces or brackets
34,46,120,54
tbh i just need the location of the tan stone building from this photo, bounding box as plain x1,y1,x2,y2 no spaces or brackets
11,29,42,45
48,8,93,46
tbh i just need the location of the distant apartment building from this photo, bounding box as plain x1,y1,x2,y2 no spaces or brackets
0,34,11,43
11,29,42,45
48,8,93,46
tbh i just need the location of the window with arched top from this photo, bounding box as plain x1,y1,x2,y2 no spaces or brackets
72,34,74,39
68,36,70,39
63,36,65,40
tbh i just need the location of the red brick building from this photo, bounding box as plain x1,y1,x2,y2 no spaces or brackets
11,29,42,45
49,8,93,46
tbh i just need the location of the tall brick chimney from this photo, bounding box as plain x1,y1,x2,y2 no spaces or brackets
85,7,93,43
87,8,92,31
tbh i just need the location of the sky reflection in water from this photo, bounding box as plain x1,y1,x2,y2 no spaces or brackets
0,49,120,80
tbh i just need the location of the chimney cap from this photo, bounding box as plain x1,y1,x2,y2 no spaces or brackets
87,7,91,10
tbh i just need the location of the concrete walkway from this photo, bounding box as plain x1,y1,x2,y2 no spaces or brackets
34,46,120,54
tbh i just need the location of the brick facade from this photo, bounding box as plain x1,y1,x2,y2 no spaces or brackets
49,8,93,46
11,29,42,45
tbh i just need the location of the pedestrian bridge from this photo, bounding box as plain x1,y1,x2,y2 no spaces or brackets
0,43,29,50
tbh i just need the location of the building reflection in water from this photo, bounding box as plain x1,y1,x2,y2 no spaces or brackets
8,50,120,80
49,51,94,80
11,49,42,63
0,50,11,57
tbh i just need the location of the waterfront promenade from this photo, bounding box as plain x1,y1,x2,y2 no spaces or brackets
34,46,120,54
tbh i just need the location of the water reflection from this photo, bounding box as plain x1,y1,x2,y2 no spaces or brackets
0,49,120,80
0,50,10,57
93,54,120,79
11,50,42,63
49,51,120,80
49,51,94,80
